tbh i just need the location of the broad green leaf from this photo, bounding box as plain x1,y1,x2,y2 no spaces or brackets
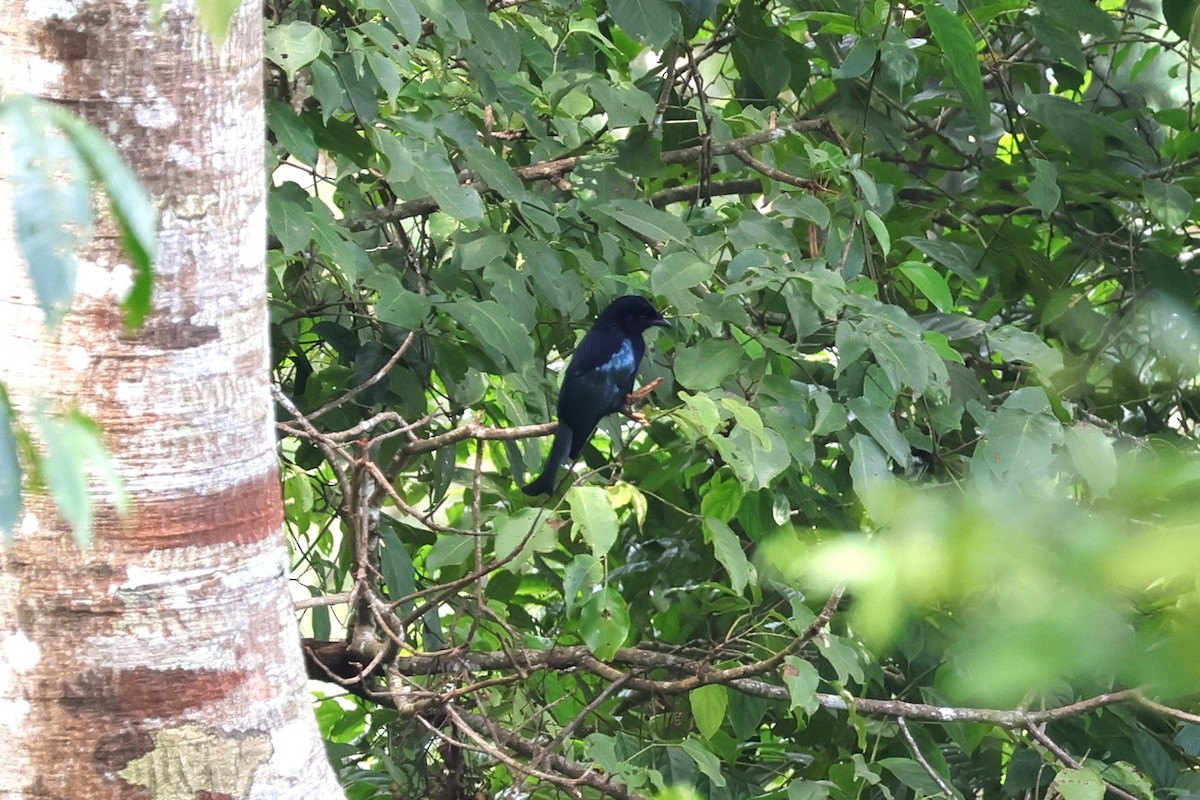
716,426,791,491
361,0,423,42
1025,158,1061,217
988,325,1064,376
447,299,536,371
7,97,91,328
879,757,954,797
267,101,319,165
580,587,630,660
863,210,890,255
608,0,680,47
591,199,691,245
690,683,728,740
52,105,157,330
789,781,832,800
425,534,474,571
675,339,742,390
563,554,604,614
0,395,21,538
925,4,989,126
651,253,716,298
833,38,878,79
268,184,314,255
676,390,723,437
903,237,982,283
704,518,752,594
36,410,127,549
849,433,896,522
700,472,744,522
783,656,820,715
380,525,417,601
1040,0,1118,37
1065,424,1117,497
568,485,620,557
493,507,554,568
1052,768,1105,800
196,0,240,44
1163,0,1200,42
679,738,727,787
264,21,328,80
897,261,953,311
847,398,911,467
1145,179,1194,229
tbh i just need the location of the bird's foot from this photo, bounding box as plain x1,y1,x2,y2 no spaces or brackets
622,377,664,424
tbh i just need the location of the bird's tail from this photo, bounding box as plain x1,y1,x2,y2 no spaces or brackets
522,427,573,496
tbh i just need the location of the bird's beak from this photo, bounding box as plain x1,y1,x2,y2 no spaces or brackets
650,317,671,329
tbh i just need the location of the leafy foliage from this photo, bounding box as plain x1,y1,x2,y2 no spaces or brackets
264,0,1200,797
1,95,156,540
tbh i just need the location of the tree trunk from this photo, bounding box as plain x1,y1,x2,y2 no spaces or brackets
0,1,345,797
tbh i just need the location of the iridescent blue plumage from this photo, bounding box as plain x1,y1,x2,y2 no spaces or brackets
522,296,669,496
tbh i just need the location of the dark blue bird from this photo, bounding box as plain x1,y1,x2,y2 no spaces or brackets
522,296,670,495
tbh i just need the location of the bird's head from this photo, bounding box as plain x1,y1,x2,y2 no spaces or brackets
596,295,671,335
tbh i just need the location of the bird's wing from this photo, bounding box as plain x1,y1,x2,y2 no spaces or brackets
558,335,638,456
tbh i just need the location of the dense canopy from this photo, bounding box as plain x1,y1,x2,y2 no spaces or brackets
256,0,1200,797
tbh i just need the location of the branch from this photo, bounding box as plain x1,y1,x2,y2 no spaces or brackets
399,416,557,455
356,119,840,224
651,178,764,208
455,710,646,800
304,637,1140,727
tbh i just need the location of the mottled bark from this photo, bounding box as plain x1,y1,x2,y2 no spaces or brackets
0,1,344,797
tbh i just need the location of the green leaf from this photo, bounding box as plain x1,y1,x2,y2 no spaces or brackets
1064,424,1117,497
0,394,21,538
783,656,820,715
592,199,691,245
608,0,681,47
716,426,792,491
1163,0,1200,42
36,410,127,549
833,38,878,80
568,485,621,557
690,684,728,740
1040,0,1118,37
580,587,630,660
51,106,157,331
925,3,989,126
904,237,982,283
1025,159,1061,217
268,184,315,255
493,507,554,568
6,97,91,328
863,210,891,256
361,0,423,42
425,534,474,572
265,21,328,80
196,0,241,44
675,339,742,390
1145,179,1194,229
679,738,727,787
651,253,716,298
847,398,911,466
563,554,604,614
988,325,1064,376
447,299,536,370
379,525,417,601
897,261,953,311
879,757,954,797
1053,768,1105,800
704,518,753,594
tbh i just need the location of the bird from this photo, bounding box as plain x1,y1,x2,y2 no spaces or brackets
522,296,670,495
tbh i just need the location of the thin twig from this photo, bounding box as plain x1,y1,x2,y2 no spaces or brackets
898,716,956,798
